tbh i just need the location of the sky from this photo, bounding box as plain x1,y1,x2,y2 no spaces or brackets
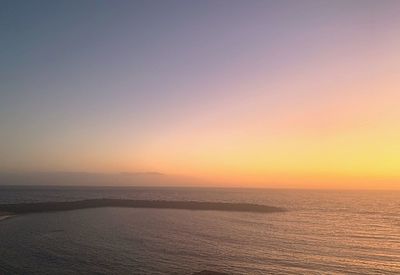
1,0,399,189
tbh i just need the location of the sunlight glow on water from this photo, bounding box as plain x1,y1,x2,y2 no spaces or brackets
0,187,399,274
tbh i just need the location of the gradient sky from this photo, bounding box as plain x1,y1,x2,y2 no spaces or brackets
1,0,399,188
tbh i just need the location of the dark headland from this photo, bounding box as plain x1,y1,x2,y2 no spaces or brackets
0,199,284,216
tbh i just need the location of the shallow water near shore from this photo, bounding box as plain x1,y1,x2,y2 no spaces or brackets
0,186,399,274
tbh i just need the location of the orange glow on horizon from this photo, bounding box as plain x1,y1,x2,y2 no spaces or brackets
2,1,400,190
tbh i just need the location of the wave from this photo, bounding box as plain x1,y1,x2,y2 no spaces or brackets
0,199,285,215
0,214,13,221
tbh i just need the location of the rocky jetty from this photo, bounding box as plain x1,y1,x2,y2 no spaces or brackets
0,199,285,215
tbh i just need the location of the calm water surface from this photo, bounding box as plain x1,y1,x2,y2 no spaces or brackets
0,186,399,274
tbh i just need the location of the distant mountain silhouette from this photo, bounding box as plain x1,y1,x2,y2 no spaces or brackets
192,271,229,275
0,171,177,186
119,171,165,176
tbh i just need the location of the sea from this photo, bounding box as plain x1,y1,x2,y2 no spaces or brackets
0,186,399,274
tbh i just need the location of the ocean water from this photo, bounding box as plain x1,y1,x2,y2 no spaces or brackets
0,186,399,274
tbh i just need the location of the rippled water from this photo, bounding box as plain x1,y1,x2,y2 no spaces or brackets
0,186,399,274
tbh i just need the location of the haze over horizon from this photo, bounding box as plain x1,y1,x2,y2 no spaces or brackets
1,0,400,189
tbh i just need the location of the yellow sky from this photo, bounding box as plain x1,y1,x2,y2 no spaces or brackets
2,1,400,189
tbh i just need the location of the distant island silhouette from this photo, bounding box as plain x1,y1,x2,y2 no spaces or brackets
0,199,284,216
192,271,229,275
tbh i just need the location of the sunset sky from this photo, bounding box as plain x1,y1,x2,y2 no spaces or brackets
1,0,399,189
